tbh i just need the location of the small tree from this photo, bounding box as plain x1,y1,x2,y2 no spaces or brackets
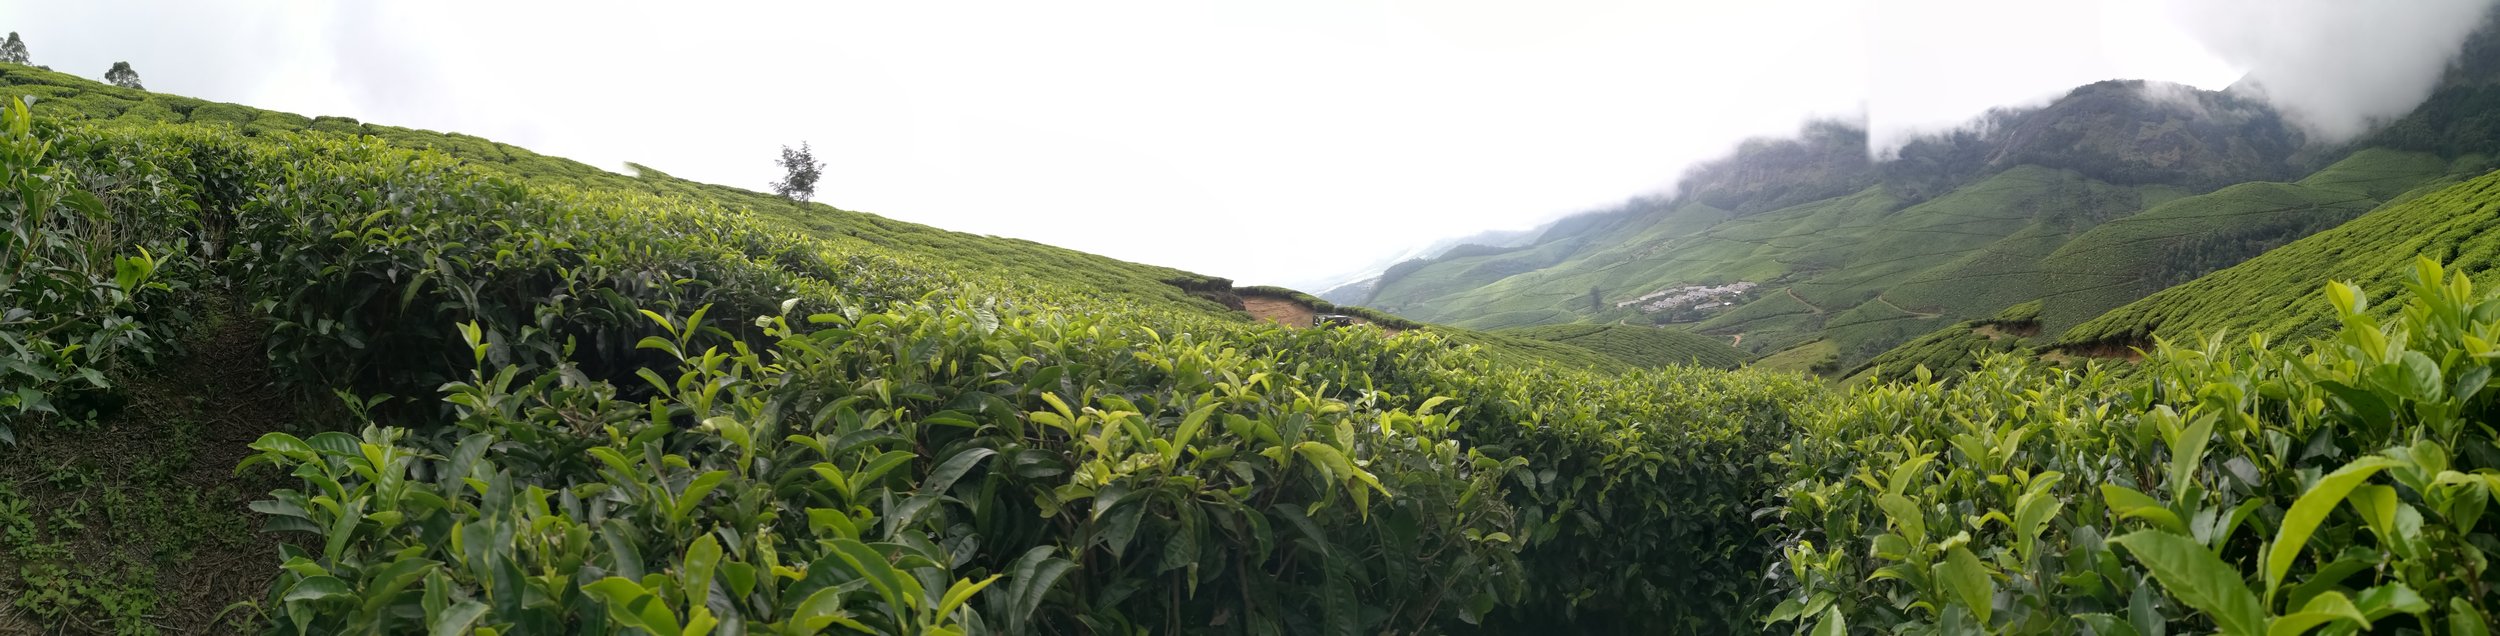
1,33,27,65
771,142,824,203
104,61,142,90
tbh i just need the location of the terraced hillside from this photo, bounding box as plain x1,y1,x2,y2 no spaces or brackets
2059,169,2500,350
3,63,1733,381
0,64,1825,632
1360,73,2490,373
0,64,1234,313
18,33,2500,636
1491,323,1748,370
1845,25,2500,381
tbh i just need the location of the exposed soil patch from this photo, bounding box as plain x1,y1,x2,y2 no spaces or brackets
2045,334,2150,363
1242,294,1319,328
1973,320,2042,341
0,304,305,634
1238,293,1404,336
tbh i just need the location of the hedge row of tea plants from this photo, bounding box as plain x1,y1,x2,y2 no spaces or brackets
5,98,1827,634
23,73,2500,634
0,97,190,443
1766,258,2500,634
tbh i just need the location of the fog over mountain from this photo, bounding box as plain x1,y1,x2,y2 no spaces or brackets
2166,0,2499,141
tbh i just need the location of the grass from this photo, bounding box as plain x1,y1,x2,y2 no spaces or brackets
1749,339,1839,376
0,306,298,634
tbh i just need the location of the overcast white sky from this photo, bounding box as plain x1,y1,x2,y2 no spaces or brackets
4,1,2489,288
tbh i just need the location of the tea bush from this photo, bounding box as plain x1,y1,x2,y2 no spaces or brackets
3,96,1828,633
1766,258,2500,634
0,97,191,443
21,59,2500,634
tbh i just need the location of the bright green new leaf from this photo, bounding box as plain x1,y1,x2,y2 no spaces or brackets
2102,484,2189,535
2266,591,2367,636
582,577,681,636
1810,605,1846,636
2168,412,2216,502
2266,456,2403,603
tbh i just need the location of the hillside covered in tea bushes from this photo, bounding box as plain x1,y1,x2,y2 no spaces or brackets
1342,23,2500,376
2,68,1821,633
12,50,2500,636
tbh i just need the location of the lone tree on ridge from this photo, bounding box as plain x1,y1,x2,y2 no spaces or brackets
104,61,143,90
771,142,825,203
1,33,28,65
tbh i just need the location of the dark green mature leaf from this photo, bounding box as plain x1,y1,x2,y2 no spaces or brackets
923,447,998,497
282,576,353,604
1003,546,1077,631
2110,531,2264,636
429,601,488,636
1940,545,1994,625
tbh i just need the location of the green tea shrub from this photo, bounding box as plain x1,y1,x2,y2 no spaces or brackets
186,102,254,127
21,109,1550,633
1767,258,2500,634
0,98,188,443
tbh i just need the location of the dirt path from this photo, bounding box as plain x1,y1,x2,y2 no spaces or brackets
0,304,304,634
1238,293,1405,336
1242,295,1318,328
1873,296,1944,319
1785,288,1827,314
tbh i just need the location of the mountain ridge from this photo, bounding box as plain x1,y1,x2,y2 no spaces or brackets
1346,39,2499,374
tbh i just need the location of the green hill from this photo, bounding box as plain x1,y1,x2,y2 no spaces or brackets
1357,70,2493,375
2060,169,2500,350
15,32,2500,636
1491,323,1748,370
0,61,1838,633
0,64,1247,315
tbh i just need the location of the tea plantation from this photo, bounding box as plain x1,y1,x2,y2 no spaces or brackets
10,62,2500,635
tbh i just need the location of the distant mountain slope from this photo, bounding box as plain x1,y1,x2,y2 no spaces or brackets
2058,169,2500,350
1309,226,1541,305
1855,24,2500,382
1359,58,2495,374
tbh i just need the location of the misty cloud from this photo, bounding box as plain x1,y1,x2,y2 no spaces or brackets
2168,0,2500,142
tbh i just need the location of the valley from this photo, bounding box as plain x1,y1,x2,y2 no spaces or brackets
8,7,2500,635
